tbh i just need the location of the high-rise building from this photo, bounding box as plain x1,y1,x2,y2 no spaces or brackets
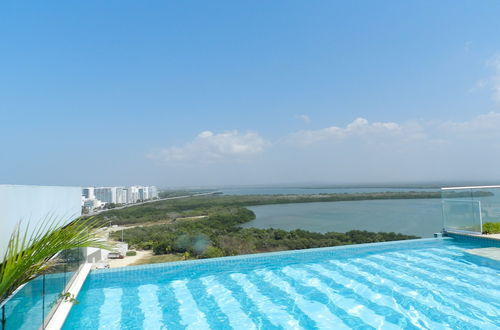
144,186,151,200
128,186,140,203
82,187,95,199
94,187,116,204
116,187,128,204
83,185,159,206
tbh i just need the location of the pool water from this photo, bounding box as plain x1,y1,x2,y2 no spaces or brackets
63,238,500,329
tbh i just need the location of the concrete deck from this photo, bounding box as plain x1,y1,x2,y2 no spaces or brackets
445,231,500,241
464,247,500,262
482,233,500,239
466,233,500,240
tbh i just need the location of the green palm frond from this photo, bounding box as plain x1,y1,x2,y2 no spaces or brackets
0,216,112,303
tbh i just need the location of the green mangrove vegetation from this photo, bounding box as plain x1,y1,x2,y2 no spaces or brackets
102,192,426,261
98,191,444,226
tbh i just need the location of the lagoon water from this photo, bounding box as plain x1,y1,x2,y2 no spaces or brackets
242,199,443,238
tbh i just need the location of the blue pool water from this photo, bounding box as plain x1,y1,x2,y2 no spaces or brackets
64,238,500,329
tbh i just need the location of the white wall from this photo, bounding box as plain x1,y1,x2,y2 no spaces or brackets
0,185,82,258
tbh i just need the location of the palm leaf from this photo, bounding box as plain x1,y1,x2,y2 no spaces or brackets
0,216,112,303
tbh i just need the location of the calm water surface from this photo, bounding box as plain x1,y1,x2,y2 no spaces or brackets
243,199,443,238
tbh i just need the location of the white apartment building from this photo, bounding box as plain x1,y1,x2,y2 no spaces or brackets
82,185,160,210
128,186,140,203
116,187,128,204
93,187,116,204
82,187,95,200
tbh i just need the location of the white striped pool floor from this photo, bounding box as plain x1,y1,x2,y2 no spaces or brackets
63,242,500,330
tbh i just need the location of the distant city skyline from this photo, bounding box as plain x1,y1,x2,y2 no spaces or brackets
82,185,159,211
1,1,500,186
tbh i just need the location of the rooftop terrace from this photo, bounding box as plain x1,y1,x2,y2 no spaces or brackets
1,185,499,329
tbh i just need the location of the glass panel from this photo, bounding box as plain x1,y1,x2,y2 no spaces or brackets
442,186,500,234
1,275,44,330
441,188,482,233
0,248,85,330
472,187,500,226
42,261,68,326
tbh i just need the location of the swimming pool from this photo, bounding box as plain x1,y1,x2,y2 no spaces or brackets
63,238,500,329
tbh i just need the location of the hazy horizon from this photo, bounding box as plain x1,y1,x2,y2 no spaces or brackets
2,1,500,187
159,180,500,191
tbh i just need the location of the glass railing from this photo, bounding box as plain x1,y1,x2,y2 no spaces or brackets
0,248,85,330
441,185,500,234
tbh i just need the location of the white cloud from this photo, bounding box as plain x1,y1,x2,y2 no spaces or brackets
285,112,500,149
147,112,500,185
440,112,500,133
151,130,270,164
295,114,311,124
286,117,425,146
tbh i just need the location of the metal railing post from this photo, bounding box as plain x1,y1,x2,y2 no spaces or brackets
478,200,483,233
1,305,6,330
42,274,46,329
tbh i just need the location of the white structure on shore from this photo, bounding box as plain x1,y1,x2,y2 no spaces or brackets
81,185,159,211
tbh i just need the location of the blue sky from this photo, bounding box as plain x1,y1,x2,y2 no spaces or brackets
1,1,500,187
